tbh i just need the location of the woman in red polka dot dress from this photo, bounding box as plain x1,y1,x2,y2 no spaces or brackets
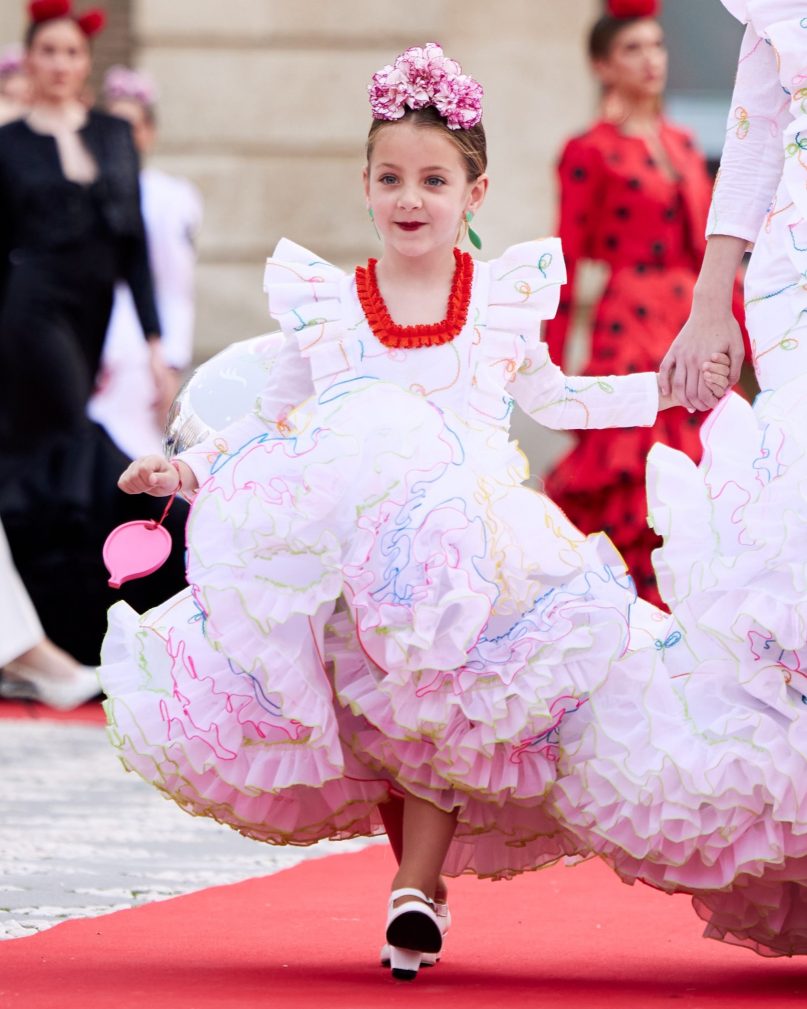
543,0,746,608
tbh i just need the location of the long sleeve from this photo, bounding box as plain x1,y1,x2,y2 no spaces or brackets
707,22,790,242
510,339,659,431
176,333,315,485
543,137,603,367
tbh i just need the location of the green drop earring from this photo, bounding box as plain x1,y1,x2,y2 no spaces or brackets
465,211,482,250
368,207,381,240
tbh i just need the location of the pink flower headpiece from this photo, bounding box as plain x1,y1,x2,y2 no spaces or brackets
0,44,25,79
368,42,483,131
102,65,158,107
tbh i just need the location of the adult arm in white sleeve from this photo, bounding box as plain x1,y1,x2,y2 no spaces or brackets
659,21,789,409
707,23,790,242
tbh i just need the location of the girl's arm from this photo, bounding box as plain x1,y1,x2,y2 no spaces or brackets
511,340,660,431
118,334,315,497
543,137,601,368
660,22,790,409
511,341,731,431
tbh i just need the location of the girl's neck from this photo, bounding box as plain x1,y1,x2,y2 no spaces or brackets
372,242,461,328
375,243,457,287
27,98,88,134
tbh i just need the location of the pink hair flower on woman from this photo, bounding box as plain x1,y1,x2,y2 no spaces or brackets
368,42,483,129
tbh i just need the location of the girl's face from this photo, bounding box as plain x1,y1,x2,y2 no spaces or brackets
26,19,91,104
594,19,667,101
364,120,487,260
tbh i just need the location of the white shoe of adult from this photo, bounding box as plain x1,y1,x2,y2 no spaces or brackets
0,661,100,711
380,900,451,968
385,888,443,981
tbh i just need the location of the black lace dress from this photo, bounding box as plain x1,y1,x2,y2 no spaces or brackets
0,110,187,664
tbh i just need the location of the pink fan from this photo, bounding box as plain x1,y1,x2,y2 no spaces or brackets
103,492,176,588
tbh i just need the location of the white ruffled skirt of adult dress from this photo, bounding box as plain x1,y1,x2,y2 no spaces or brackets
551,374,807,957
547,3,807,952
101,378,665,879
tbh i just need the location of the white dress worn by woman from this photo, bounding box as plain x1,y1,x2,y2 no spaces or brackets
552,0,807,957
89,167,203,458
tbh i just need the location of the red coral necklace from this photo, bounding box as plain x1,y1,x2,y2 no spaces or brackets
355,247,474,349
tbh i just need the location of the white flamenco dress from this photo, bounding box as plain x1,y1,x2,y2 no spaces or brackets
550,0,807,957
100,237,665,879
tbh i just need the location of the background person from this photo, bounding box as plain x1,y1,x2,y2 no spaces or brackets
0,1,187,666
0,42,31,124
89,65,203,459
0,516,98,710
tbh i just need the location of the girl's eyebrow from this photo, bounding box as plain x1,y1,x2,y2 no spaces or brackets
374,162,455,173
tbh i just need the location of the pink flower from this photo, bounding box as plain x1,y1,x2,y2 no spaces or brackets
102,65,158,108
432,74,484,130
367,42,483,130
0,44,24,80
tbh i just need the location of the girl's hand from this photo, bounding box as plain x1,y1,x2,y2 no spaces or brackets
118,455,197,497
657,353,733,412
702,351,732,400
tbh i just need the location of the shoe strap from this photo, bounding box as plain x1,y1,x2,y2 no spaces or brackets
389,887,434,907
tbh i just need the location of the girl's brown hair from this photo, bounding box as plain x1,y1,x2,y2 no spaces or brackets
366,106,487,182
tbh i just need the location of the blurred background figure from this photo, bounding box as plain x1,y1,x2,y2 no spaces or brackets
541,0,747,608
0,1,187,667
89,65,203,458
0,515,99,709
0,42,31,124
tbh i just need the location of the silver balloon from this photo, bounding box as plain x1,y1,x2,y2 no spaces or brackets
163,331,285,457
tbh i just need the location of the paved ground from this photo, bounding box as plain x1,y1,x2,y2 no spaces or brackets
0,717,377,939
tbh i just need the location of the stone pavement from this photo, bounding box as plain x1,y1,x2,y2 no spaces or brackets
0,716,377,939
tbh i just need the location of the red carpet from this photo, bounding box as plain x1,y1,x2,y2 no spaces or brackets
0,699,106,724
2,845,806,1008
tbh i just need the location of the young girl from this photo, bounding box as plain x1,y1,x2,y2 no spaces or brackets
102,44,729,981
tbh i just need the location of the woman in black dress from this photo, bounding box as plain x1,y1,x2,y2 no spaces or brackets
0,1,187,666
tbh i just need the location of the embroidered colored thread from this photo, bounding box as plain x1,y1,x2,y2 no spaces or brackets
355,247,473,349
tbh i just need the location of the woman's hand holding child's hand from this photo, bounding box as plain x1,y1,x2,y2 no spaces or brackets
658,353,732,412
118,455,198,497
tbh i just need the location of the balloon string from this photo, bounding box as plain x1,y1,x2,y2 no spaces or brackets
146,461,183,529
146,491,177,530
